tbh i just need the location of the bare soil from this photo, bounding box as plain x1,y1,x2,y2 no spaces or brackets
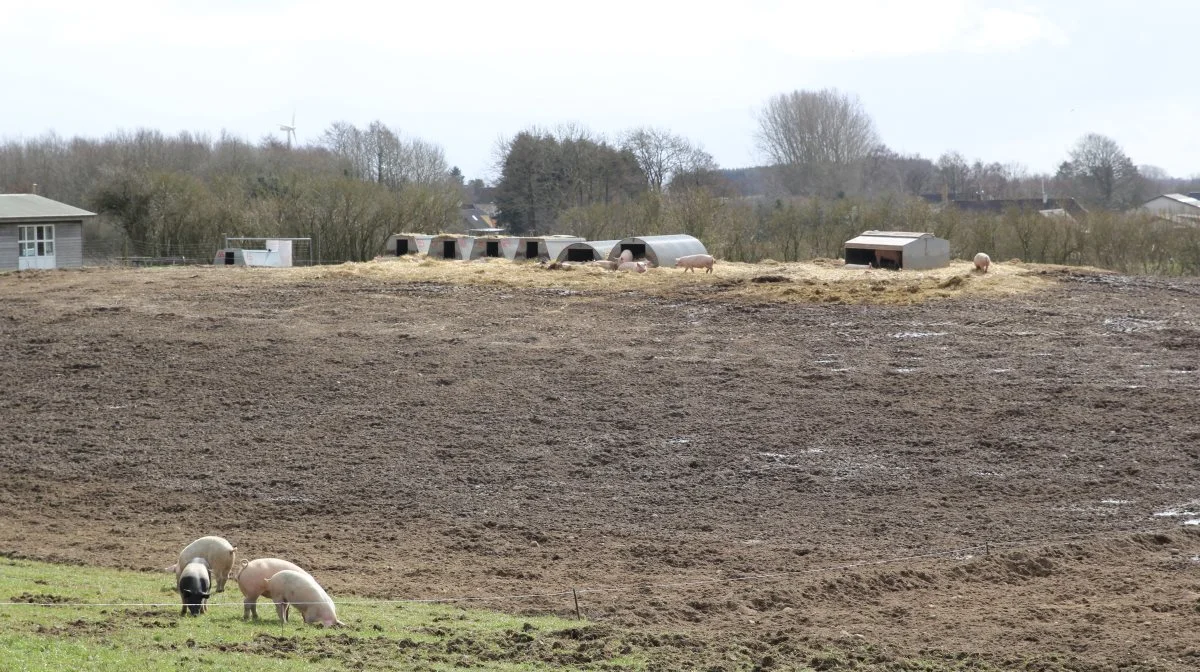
2,264,1199,670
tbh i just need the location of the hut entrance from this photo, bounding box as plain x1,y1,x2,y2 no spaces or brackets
566,248,593,262
876,251,902,269
442,240,456,258
224,251,235,265
396,240,409,256
525,241,540,259
620,242,646,260
845,247,902,269
486,241,500,257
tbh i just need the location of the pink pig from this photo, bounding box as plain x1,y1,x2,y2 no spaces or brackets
676,254,714,273
265,569,345,628
235,558,308,620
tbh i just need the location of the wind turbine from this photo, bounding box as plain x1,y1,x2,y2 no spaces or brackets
279,112,297,148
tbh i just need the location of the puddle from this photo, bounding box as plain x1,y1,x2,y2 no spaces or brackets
666,438,691,445
1185,519,1200,526
1101,499,1132,505
758,452,791,460
990,368,1012,373
891,332,946,339
892,368,916,373
1153,508,1199,518
831,367,852,373
814,359,839,364
1168,369,1196,375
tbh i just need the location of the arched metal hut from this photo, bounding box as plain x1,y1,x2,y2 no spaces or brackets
607,234,707,268
554,239,620,263
386,233,433,256
542,235,585,261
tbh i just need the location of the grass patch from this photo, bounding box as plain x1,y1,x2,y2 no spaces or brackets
0,557,644,671
0,554,1111,670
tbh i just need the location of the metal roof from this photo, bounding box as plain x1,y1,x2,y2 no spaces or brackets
608,234,708,267
845,236,910,250
856,231,934,239
587,240,619,257
1157,194,1200,208
844,231,938,250
0,194,96,221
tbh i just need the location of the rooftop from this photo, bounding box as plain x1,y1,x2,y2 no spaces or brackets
1154,193,1200,208
0,194,96,221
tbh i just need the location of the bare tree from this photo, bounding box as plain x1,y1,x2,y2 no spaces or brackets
936,152,970,197
620,127,714,192
1057,133,1143,209
321,121,450,190
755,88,880,195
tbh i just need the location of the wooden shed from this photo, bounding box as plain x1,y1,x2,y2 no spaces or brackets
0,194,94,271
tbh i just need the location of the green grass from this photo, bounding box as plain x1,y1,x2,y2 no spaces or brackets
0,557,647,671
0,557,1093,671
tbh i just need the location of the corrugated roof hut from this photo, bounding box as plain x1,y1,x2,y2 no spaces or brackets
553,239,620,263
843,231,949,270
607,234,707,268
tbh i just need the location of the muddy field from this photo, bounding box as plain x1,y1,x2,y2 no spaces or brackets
2,262,1199,670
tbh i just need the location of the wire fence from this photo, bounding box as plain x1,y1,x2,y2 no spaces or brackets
0,523,1187,610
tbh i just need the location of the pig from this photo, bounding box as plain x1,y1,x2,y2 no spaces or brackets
178,557,211,616
874,249,901,269
618,249,633,263
175,536,236,593
236,558,310,620
974,252,991,273
264,569,345,628
676,254,715,274
617,261,647,273
589,260,618,271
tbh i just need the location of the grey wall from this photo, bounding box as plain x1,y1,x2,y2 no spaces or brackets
0,224,15,271
0,220,84,270
56,221,84,268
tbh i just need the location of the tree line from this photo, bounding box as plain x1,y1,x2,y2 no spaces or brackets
0,125,462,263
2,87,1199,273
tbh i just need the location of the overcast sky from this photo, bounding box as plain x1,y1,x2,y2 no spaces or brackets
2,0,1196,181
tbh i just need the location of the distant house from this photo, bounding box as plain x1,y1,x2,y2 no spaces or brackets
460,206,501,233
1140,193,1200,216
0,194,94,271
1139,194,1200,226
